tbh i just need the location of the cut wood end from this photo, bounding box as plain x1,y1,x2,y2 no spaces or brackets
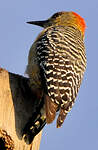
0,68,7,73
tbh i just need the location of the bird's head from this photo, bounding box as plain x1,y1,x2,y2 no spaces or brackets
27,11,86,36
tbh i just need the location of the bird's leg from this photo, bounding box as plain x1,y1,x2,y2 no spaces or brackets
22,95,46,144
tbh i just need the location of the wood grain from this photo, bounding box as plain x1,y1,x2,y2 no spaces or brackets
0,68,42,150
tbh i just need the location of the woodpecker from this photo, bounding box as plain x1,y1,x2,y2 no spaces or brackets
24,11,86,142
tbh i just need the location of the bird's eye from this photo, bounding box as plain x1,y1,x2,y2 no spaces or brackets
51,12,63,19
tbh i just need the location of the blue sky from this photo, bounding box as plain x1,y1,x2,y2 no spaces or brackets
0,0,98,150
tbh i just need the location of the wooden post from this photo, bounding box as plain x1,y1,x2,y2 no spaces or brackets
0,68,42,150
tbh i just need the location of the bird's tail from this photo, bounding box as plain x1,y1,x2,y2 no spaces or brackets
45,95,58,124
57,108,67,128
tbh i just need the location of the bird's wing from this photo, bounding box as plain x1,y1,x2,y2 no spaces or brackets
36,26,84,126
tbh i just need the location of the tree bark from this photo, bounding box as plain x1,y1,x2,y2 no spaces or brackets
0,68,42,150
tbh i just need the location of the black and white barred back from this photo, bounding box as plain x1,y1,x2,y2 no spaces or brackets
35,26,86,127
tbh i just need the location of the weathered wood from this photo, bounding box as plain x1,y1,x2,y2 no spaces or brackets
0,68,42,150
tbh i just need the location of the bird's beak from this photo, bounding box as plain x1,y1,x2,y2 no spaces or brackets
26,20,49,28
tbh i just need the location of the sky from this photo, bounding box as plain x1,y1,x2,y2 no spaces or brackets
0,0,98,150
